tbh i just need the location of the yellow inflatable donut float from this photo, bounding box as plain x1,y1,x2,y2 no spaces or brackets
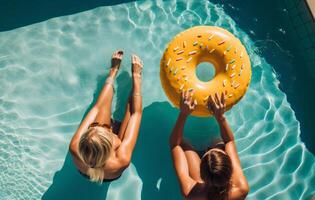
160,26,251,117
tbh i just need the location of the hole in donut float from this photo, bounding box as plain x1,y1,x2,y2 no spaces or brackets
196,62,216,82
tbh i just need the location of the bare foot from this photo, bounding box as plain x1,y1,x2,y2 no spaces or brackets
131,54,143,77
111,50,123,72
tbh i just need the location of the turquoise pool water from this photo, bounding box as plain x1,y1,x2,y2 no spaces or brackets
0,0,314,199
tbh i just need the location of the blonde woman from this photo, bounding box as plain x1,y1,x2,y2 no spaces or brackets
69,50,143,183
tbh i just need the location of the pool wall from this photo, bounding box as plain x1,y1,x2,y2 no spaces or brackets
284,0,315,79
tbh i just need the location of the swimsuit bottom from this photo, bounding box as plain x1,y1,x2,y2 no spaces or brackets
79,170,122,183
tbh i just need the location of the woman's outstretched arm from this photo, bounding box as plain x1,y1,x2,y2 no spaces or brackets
116,55,143,167
208,92,249,200
208,92,234,143
170,90,197,197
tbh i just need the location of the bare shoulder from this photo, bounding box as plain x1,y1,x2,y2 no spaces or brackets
105,157,129,174
115,147,132,168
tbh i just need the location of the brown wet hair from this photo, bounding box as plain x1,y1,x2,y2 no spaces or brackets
200,149,232,200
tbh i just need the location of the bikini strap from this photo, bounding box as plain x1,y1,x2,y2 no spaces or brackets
89,122,111,129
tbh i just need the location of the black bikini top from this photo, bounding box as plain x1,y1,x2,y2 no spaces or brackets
89,122,111,129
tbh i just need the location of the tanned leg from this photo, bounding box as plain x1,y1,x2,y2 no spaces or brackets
94,50,123,127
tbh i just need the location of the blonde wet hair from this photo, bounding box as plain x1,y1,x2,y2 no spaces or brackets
78,126,113,183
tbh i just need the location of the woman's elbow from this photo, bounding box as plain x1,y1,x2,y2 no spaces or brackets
180,185,192,198
239,181,250,197
169,136,177,149
169,135,183,149
181,190,190,198
69,142,77,154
